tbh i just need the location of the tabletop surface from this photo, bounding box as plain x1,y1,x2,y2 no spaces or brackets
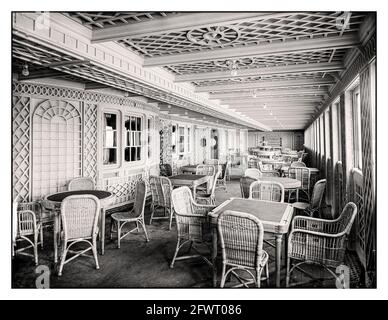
181,165,198,169
210,198,292,224
281,166,319,172
258,177,301,188
170,174,207,181
46,190,112,202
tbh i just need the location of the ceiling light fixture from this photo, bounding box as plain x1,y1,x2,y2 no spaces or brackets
22,62,29,77
225,59,239,77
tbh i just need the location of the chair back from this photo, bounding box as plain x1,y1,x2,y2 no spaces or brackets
204,159,219,166
61,195,100,240
240,176,256,198
249,181,285,202
196,164,216,176
310,179,327,209
334,202,358,235
244,168,262,180
160,163,173,177
290,161,306,168
171,186,194,216
209,170,222,196
217,210,264,268
68,177,95,191
149,176,172,207
288,167,310,191
133,181,147,218
17,210,37,237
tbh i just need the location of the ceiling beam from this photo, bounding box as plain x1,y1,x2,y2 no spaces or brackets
195,78,335,93
220,97,323,105
84,82,110,90
210,87,328,99
175,62,345,83
144,34,360,67
229,101,318,107
91,12,290,43
41,59,90,68
18,69,66,80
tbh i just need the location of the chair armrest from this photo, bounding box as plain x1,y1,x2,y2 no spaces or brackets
289,228,347,240
292,215,335,232
193,203,217,215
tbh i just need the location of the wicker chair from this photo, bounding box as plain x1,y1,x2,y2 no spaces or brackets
149,176,174,229
257,161,280,177
240,176,256,199
249,181,285,203
170,186,216,268
244,168,262,180
196,164,216,193
68,177,95,191
217,210,269,288
286,202,357,288
110,181,149,247
288,167,311,202
16,201,44,250
216,161,230,191
13,205,41,265
58,195,100,276
290,161,306,168
196,170,222,205
160,163,173,177
204,159,219,166
292,179,326,217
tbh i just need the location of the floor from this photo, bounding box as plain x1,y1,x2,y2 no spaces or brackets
12,177,363,288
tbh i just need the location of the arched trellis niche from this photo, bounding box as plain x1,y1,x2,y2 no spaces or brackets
32,99,82,200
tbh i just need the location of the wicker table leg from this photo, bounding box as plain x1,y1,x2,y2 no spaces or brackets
275,234,283,287
212,226,218,288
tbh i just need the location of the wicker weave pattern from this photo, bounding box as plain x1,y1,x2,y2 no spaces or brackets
68,177,95,191
149,176,173,228
288,167,311,200
258,161,280,177
216,161,230,191
217,210,269,288
240,176,256,198
170,186,215,267
58,194,100,276
160,163,173,177
290,161,306,168
287,202,358,272
61,195,100,240
249,181,285,203
196,170,222,205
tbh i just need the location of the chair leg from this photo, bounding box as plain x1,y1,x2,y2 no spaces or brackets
34,231,39,266
220,264,227,288
170,238,181,268
286,258,291,287
140,219,150,242
58,241,68,276
110,218,114,240
92,236,100,270
40,225,44,249
169,208,173,231
266,264,270,287
117,221,121,249
149,203,155,225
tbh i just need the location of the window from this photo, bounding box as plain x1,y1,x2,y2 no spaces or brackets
147,117,153,159
187,127,191,153
178,126,185,154
103,113,117,165
124,115,142,162
352,86,362,169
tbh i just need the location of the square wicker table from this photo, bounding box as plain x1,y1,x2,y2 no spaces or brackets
43,190,115,261
169,174,211,194
209,198,294,287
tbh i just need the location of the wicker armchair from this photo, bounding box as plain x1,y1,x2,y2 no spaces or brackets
196,164,216,193
244,168,262,180
216,161,230,191
257,161,280,177
149,176,173,229
58,195,101,276
249,181,285,203
13,205,41,265
240,176,256,198
68,177,95,191
196,170,222,205
292,179,326,217
110,181,149,247
290,161,306,168
159,163,173,177
217,210,269,288
170,186,216,268
286,202,358,288
288,167,311,202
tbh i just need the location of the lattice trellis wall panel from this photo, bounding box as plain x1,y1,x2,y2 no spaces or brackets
159,119,173,166
32,99,82,200
12,96,31,202
83,103,98,183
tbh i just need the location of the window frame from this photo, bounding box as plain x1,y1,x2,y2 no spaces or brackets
102,111,120,168
351,85,362,169
123,113,145,165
